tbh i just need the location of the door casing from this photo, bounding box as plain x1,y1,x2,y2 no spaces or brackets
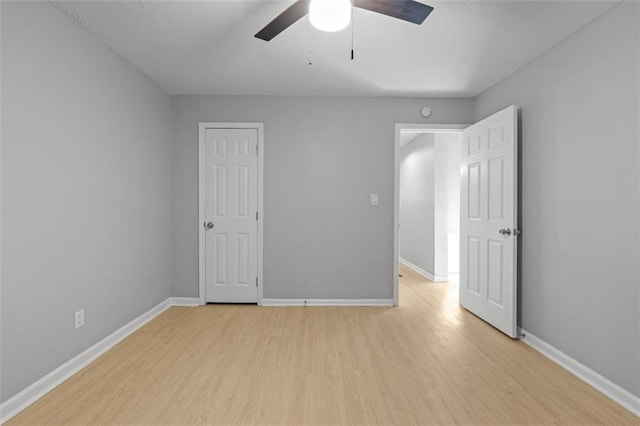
199,122,264,305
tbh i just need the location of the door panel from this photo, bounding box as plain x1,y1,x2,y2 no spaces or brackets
215,166,228,218
205,128,258,303
467,237,481,295
460,105,518,337
487,239,504,306
468,162,481,219
215,233,228,284
236,233,249,284
487,158,504,220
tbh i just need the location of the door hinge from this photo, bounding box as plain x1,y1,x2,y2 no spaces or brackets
256,144,259,156
256,277,258,287
256,211,258,221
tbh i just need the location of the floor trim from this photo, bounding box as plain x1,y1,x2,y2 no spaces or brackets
521,329,640,417
399,257,447,282
169,297,201,307
0,298,173,424
261,299,394,307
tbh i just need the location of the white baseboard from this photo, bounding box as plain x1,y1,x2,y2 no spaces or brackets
169,297,201,307
399,257,447,282
261,299,394,307
521,329,640,417
0,298,178,424
6,303,636,423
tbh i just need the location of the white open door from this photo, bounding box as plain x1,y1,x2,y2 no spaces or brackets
460,105,518,338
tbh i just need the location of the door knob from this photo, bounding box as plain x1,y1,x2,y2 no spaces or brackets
499,228,511,236
204,222,214,230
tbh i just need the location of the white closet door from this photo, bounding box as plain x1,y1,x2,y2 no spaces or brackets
204,128,258,303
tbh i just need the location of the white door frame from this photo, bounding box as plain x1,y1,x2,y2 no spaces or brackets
393,124,467,306
199,122,264,306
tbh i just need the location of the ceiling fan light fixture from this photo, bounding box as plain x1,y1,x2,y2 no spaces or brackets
309,0,351,32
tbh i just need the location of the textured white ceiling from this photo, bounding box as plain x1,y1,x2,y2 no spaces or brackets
52,0,618,97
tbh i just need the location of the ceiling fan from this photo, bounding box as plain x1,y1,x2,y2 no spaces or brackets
255,0,434,41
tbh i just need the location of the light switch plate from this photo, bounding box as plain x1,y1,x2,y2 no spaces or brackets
75,309,85,329
370,194,379,206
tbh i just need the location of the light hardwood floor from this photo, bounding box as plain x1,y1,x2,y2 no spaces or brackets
8,264,638,425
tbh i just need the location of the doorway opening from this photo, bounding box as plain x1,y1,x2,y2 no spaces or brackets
393,124,465,306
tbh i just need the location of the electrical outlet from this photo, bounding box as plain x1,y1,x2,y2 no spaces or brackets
370,193,379,206
75,309,85,329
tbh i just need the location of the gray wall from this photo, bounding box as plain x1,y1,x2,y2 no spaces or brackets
399,134,435,275
1,2,173,402
474,2,639,397
173,96,473,299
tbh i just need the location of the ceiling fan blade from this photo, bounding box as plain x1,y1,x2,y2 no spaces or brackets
353,0,433,25
255,0,310,41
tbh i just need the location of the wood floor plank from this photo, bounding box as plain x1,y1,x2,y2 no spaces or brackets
7,266,639,424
